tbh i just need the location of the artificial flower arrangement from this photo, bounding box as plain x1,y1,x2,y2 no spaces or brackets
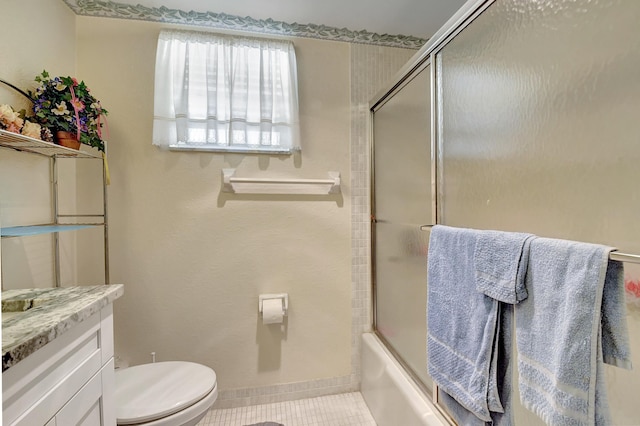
0,104,45,140
0,71,108,151
29,70,108,152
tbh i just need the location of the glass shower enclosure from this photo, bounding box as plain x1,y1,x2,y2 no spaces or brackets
370,0,640,424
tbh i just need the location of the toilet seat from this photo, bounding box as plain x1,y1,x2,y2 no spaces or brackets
115,361,217,425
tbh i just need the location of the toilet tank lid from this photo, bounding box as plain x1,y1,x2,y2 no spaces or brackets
115,361,217,424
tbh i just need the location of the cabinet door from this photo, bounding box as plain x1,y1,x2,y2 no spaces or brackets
56,370,102,426
5,314,102,426
100,359,116,426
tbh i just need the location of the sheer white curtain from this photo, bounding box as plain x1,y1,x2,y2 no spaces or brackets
153,30,300,151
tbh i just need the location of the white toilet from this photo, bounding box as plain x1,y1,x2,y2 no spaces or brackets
115,361,218,426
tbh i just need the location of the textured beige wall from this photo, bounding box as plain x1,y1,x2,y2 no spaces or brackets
0,1,76,102
0,0,408,400
76,17,352,390
0,0,78,289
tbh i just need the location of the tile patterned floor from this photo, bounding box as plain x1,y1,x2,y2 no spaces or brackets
198,392,377,426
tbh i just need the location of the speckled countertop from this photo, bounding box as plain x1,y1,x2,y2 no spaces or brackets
2,285,124,372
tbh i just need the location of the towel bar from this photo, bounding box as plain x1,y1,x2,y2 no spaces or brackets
609,252,640,264
418,225,640,264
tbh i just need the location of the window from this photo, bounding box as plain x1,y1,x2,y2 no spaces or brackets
153,30,300,153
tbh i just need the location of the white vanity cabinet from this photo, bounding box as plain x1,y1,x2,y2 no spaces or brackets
2,304,116,426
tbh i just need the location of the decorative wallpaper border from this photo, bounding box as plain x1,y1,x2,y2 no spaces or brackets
62,0,426,49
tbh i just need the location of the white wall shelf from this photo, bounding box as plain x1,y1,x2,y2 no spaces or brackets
222,168,341,195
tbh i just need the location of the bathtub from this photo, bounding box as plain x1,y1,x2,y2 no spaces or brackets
360,333,449,426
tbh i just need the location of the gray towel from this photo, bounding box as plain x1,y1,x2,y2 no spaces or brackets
439,303,515,426
516,238,632,425
475,230,534,304
427,225,504,422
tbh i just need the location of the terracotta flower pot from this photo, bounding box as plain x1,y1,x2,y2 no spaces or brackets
55,131,81,150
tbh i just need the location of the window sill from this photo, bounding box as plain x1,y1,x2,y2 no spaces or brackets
168,144,300,155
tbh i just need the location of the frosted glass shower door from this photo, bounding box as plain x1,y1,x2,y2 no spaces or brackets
435,0,640,424
371,64,433,392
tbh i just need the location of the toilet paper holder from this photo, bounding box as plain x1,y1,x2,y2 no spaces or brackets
258,293,289,316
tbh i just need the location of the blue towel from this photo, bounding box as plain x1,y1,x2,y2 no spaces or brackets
439,303,515,426
475,230,534,304
428,225,514,422
516,238,632,426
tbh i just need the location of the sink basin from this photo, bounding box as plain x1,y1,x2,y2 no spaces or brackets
2,298,37,321
2,290,55,321
2,287,85,324
3,298,36,312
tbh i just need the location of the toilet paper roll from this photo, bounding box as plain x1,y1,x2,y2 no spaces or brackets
262,299,284,325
